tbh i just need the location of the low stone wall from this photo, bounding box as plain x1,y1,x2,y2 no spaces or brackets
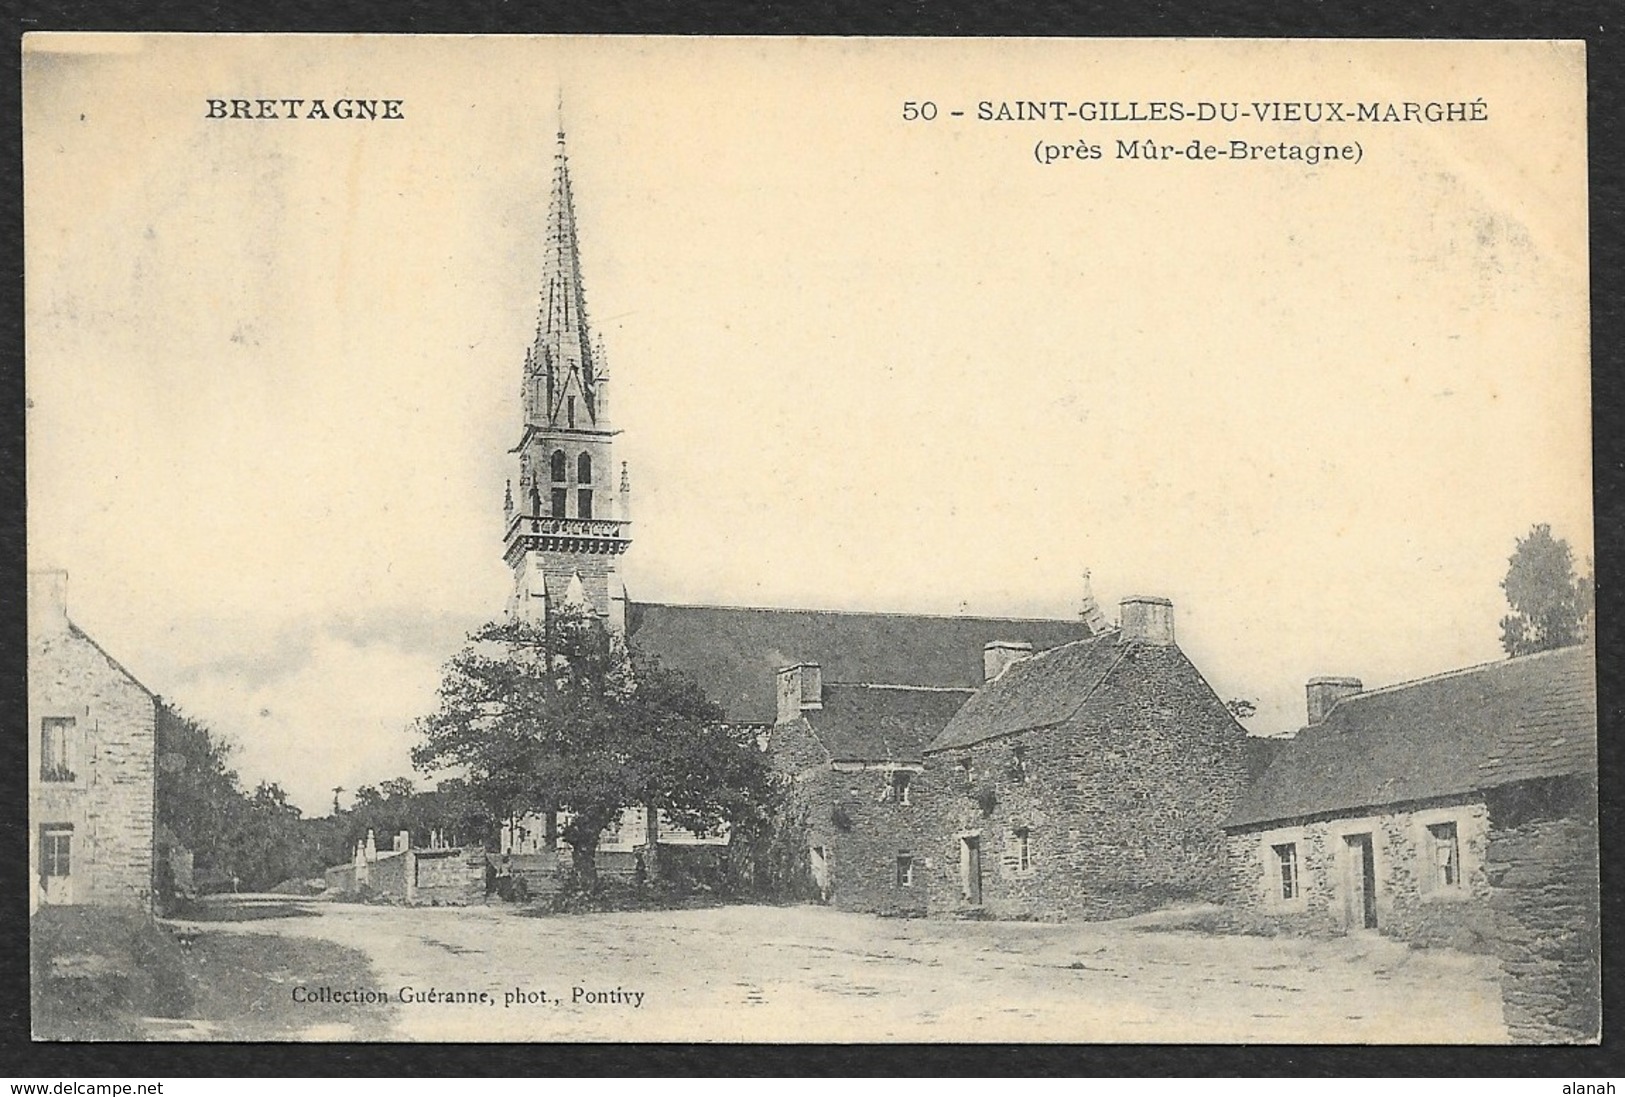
410,849,487,905
1484,780,1599,1044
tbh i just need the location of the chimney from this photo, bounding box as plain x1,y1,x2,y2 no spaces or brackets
1119,596,1174,645
28,570,70,637
983,641,1034,682
1306,676,1362,724
775,663,823,724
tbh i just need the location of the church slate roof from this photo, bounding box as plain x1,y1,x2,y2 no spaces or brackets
1225,643,1597,830
802,684,975,764
625,602,1089,725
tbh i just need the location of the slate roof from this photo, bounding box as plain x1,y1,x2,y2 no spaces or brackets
1226,643,1597,829
803,684,975,764
927,628,1181,753
626,601,1089,724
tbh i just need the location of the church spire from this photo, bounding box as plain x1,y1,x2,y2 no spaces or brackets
504,111,631,629
525,120,601,429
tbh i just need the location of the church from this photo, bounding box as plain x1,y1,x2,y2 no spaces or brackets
498,126,1101,856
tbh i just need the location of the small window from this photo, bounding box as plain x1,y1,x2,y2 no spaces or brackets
1428,822,1460,889
40,826,72,879
1013,827,1032,872
550,450,567,482
891,771,913,805
577,453,593,484
578,489,593,519
1273,842,1299,900
40,718,75,783
1011,746,1029,784
957,757,973,785
896,855,915,887
550,488,568,518
567,395,576,427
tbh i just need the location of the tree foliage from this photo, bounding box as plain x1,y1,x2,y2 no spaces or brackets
154,701,326,895
410,607,772,886
1499,524,1594,657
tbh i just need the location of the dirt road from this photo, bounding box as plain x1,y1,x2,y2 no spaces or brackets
220,901,1506,1042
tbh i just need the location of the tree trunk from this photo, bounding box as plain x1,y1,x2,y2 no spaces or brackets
570,835,599,890
642,803,661,883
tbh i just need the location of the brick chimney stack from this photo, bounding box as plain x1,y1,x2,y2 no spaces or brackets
1306,677,1362,724
1119,596,1174,646
28,569,70,637
983,641,1034,682
775,663,823,724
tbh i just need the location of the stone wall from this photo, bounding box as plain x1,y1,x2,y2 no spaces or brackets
1224,796,1496,950
29,626,157,910
922,644,1248,921
769,717,929,915
1484,777,1600,1044
410,849,488,905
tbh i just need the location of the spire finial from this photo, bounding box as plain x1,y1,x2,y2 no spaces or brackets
556,88,566,143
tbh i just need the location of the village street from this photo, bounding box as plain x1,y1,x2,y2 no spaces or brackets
198,901,1508,1043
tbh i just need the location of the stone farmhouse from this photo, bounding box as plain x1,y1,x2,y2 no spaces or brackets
917,597,1251,921
769,668,973,915
1224,643,1599,1042
28,570,158,913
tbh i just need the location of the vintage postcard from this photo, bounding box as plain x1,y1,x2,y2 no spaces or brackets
24,35,1595,1044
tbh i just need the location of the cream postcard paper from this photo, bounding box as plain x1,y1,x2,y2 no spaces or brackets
25,36,1594,1043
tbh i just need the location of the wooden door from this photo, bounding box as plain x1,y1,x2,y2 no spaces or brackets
1342,833,1377,930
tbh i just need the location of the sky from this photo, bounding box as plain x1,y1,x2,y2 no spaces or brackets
24,36,1592,815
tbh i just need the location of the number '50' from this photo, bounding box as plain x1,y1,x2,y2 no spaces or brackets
902,101,938,121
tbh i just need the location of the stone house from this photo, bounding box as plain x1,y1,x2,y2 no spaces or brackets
28,571,158,913
919,597,1250,921
769,665,972,914
1223,643,1598,1042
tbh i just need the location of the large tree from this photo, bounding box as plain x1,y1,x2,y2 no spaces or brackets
1499,523,1594,656
410,607,771,887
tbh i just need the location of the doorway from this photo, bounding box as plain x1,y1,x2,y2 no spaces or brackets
40,825,73,905
960,836,983,905
1342,832,1377,930
809,845,830,903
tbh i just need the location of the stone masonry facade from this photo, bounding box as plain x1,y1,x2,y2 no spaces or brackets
771,713,929,916
922,644,1249,921
29,585,158,911
1224,795,1496,950
1483,777,1599,1043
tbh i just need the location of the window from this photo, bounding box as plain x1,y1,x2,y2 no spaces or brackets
40,826,72,878
40,717,75,782
578,489,593,519
1013,827,1032,872
891,771,913,805
896,855,915,887
1011,746,1029,784
1273,842,1299,901
566,395,576,427
550,488,568,518
957,756,973,785
1428,822,1460,889
577,453,593,484
550,450,567,482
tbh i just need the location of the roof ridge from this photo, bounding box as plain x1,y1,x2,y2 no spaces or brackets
1326,641,1593,713
826,682,978,693
632,599,1085,626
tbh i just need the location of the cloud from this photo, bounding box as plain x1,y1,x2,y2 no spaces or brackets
161,607,482,813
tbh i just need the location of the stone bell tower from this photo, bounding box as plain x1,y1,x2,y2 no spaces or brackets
503,124,630,631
